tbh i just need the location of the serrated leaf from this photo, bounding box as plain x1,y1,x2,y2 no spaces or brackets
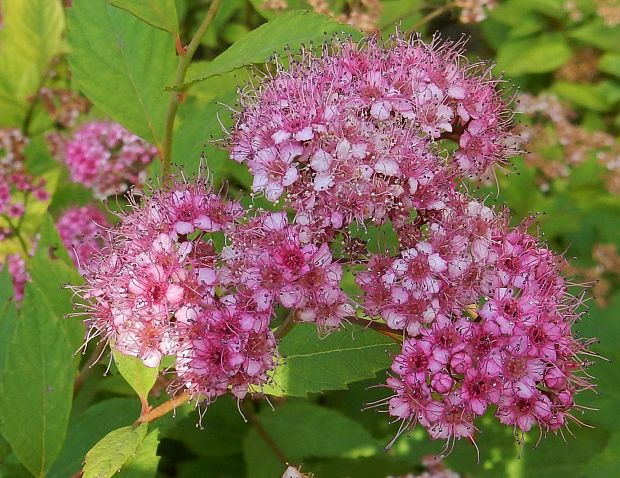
67,0,177,147
243,401,380,478
0,284,77,477
48,398,140,478
112,350,159,402
495,34,572,76
262,324,397,397
83,424,148,478
110,0,179,35
0,0,65,127
178,10,361,88
116,430,160,478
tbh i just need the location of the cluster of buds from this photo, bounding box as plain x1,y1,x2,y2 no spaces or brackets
62,121,158,197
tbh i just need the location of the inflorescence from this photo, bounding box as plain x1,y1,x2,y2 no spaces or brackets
73,33,596,452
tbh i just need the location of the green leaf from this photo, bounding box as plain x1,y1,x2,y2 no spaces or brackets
83,424,148,478
495,34,572,76
0,285,77,477
166,396,247,458
110,0,179,35
262,324,397,397
0,0,65,127
48,398,140,478
0,266,18,373
179,10,361,87
67,0,177,147
112,350,159,402
116,430,160,478
582,432,620,477
570,18,620,52
243,401,380,478
599,52,620,77
551,81,611,111
29,215,85,351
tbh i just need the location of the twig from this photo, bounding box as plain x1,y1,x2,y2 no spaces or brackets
133,390,192,426
160,0,222,179
411,2,458,31
346,316,402,342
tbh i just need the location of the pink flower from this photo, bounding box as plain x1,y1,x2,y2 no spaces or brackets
63,121,157,197
57,205,110,273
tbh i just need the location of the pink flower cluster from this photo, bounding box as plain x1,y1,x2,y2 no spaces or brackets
63,121,157,197
56,205,111,274
78,179,276,402
0,128,48,223
231,34,514,231
1,254,28,302
223,211,352,333
363,194,593,445
72,33,594,449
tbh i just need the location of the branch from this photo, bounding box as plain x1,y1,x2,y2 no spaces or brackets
160,0,222,179
134,390,192,426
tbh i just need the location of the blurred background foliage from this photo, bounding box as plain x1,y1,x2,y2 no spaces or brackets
1,0,620,477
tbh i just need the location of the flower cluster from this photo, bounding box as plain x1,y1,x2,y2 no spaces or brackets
78,179,275,402
1,254,28,302
40,88,91,129
372,195,593,444
226,32,594,448
63,121,158,197
0,128,48,222
56,205,111,274
73,33,594,451
223,211,352,332
231,34,514,232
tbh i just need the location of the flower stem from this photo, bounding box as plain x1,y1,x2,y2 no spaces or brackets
160,0,222,179
242,401,289,466
134,390,192,426
346,316,402,342
411,2,458,30
274,310,297,340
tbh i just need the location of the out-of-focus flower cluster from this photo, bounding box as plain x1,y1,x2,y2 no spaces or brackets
40,88,91,129
262,0,383,32
0,128,49,222
517,93,620,193
59,121,158,198
56,205,111,274
388,455,461,478
455,0,497,23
